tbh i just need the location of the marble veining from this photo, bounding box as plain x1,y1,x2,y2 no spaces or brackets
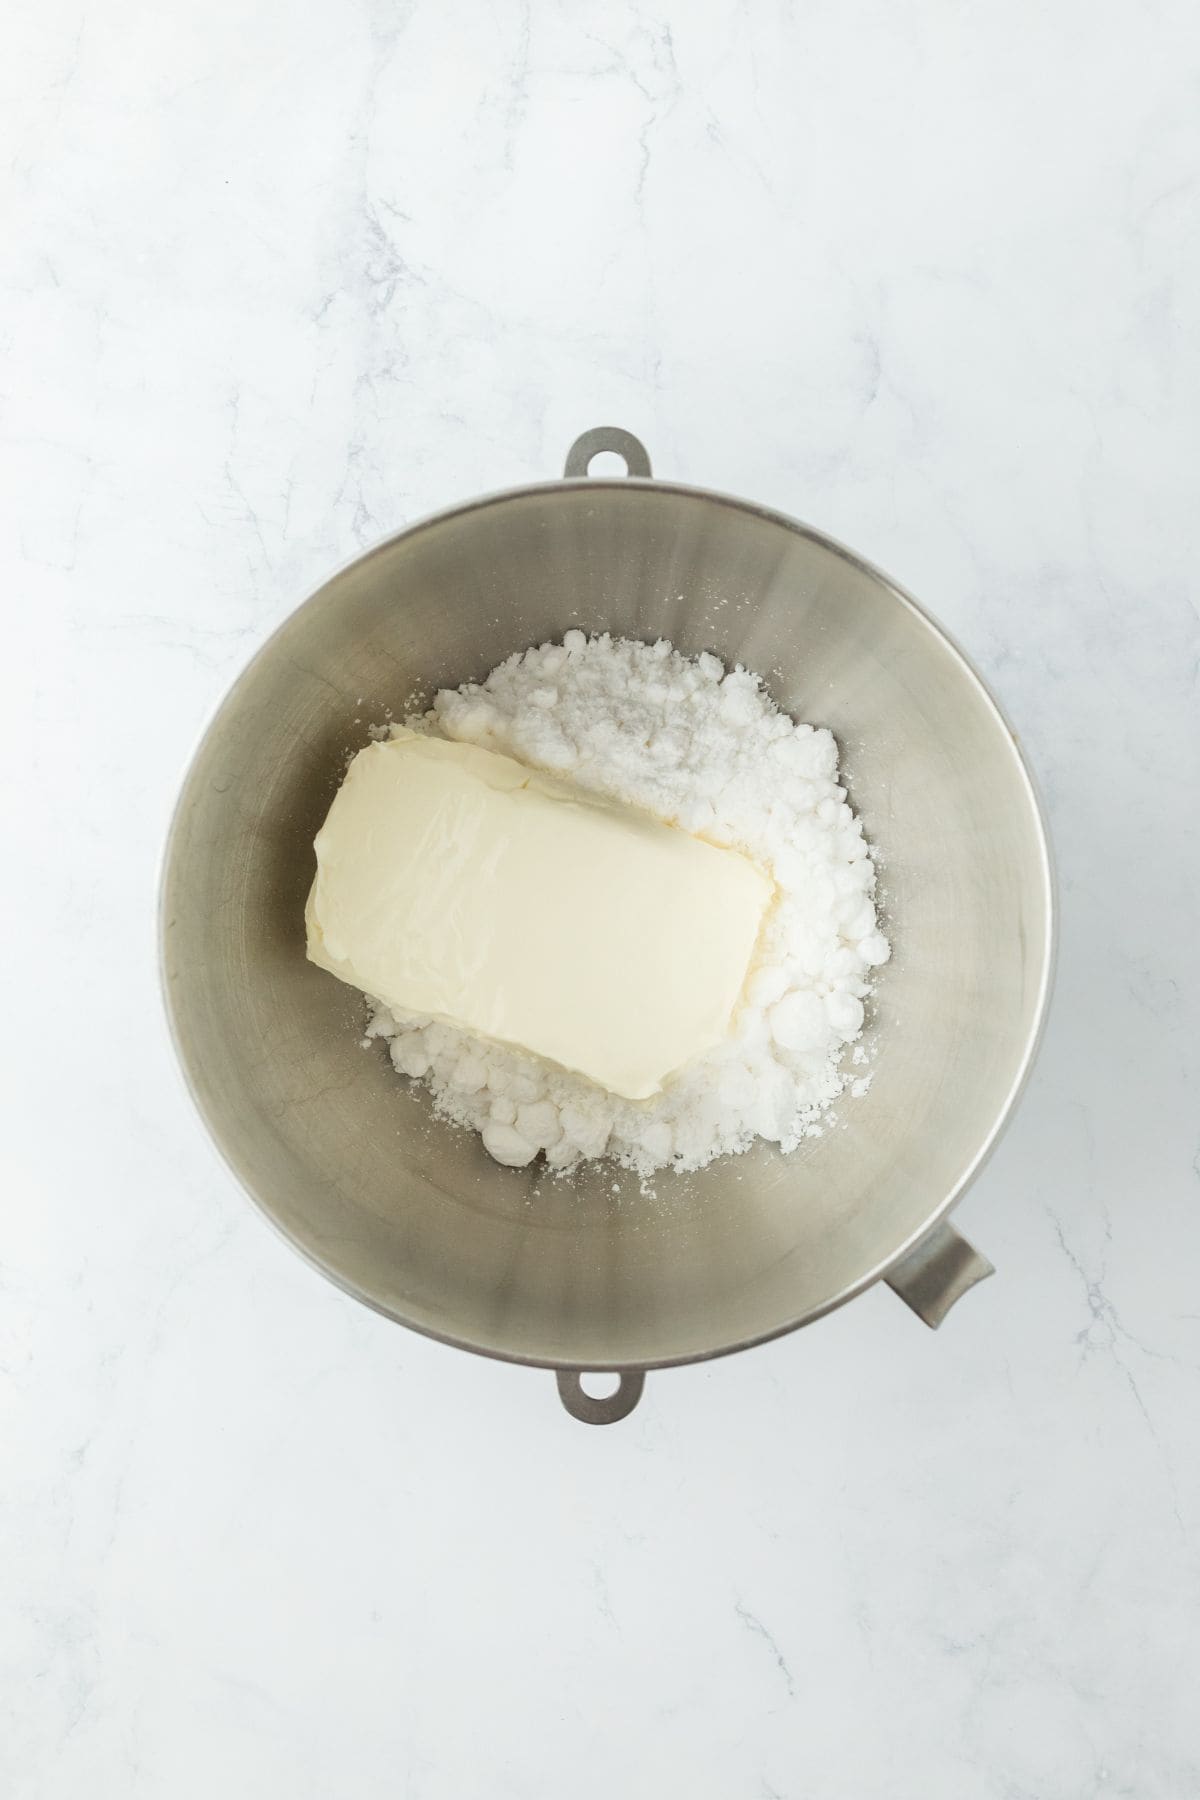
3,1,1198,1796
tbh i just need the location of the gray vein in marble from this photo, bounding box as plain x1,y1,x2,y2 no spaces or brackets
1047,1204,1188,1530
589,1560,619,1633
500,0,532,170
733,1600,796,1699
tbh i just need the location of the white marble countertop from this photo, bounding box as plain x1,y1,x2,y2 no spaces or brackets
4,2,1199,1795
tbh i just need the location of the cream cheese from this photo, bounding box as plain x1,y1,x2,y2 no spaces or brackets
306,730,773,1101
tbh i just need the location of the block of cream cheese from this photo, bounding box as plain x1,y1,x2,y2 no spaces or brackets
306,730,774,1100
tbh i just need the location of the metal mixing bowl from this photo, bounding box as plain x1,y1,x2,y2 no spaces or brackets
161,427,1054,1423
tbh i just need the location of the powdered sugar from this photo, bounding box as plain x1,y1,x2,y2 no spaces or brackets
365,632,889,1175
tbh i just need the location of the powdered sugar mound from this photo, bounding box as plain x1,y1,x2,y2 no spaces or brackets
367,632,889,1175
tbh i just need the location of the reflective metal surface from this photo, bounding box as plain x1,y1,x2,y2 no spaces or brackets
161,430,1054,1399
555,1369,646,1426
885,1221,995,1328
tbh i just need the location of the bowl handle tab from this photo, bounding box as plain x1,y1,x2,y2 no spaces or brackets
555,1369,646,1424
885,1222,994,1328
563,427,653,479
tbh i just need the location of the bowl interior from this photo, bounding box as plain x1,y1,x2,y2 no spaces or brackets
162,481,1052,1368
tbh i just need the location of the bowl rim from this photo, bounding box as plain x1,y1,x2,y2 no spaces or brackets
159,470,1058,1373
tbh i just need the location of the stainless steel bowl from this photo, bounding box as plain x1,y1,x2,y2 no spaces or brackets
161,427,1054,1423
